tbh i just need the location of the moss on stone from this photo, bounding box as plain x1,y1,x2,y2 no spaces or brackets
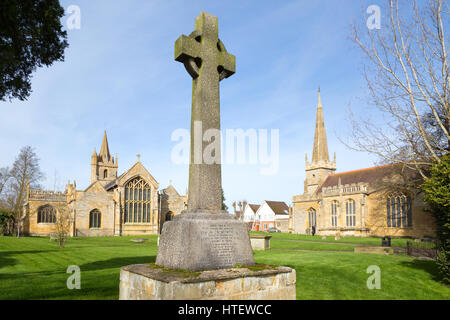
148,263,201,278
244,263,279,272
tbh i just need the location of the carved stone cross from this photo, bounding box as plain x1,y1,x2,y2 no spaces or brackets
175,11,235,212
156,12,254,271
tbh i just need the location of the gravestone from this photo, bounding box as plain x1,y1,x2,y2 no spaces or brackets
155,11,254,271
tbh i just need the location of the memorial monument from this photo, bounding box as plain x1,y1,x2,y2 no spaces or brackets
155,11,255,271
119,12,296,300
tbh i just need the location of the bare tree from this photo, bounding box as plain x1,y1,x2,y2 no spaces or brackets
54,206,72,248
0,167,10,196
8,146,44,237
346,0,449,180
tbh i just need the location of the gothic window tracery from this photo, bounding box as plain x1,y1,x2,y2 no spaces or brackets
89,209,101,229
37,205,56,224
346,199,356,227
387,192,412,228
331,201,338,227
124,177,152,224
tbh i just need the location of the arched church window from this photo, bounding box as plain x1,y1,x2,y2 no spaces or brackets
387,192,412,228
331,201,338,227
103,169,108,179
89,209,101,229
346,199,356,227
124,177,152,224
37,205,56,224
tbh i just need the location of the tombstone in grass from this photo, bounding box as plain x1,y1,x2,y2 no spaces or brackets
119,12,296,300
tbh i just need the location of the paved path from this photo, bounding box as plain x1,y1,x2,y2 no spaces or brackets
274,239,370,246
272,239,407,254
271,248,353,253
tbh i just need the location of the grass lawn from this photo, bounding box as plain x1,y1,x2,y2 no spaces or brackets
251,231,411,247
0,234,448,300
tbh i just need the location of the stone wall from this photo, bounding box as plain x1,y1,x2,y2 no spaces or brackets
71,191,115,237
292,190,436,239
119,264,296,300
366,191,436,238
25,191,67,236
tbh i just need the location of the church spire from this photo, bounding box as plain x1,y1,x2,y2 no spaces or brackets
311,88,330,164
91,131,118,184
99,131,111,160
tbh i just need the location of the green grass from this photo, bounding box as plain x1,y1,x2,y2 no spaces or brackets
0,234,448,300
251,231,411,247
0,236,158,300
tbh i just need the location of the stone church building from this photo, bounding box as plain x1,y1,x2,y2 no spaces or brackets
23,132,187,237
291,90,436,239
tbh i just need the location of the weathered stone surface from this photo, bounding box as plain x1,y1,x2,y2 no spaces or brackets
119,264,296,300
250,235,271,250
354,246,394,255
156,212,254,271
175,11,235,212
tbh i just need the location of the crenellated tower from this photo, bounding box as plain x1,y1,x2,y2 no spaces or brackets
90,131,118,184
304,89,336,194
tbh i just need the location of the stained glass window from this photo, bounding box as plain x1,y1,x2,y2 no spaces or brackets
124,177,152,224
346,199,356,227
89,209,101,228
387,193,412,228
37,205,56,224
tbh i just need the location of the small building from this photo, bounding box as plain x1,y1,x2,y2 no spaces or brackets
242,203,260,230
245,201,290,232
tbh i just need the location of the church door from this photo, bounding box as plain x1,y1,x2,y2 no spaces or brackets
308,208,317,234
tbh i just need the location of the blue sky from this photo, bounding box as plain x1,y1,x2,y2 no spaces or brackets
0,0,382,209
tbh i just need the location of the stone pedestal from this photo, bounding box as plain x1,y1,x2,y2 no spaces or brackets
119,264,296,300
156,211,255,271
250,235,271,250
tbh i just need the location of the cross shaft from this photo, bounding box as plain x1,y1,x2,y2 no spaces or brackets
175,12,235,212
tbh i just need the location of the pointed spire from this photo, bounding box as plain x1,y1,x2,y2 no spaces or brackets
91,148,98,163
312,87,330,164
318,86,322,108
99,131,111,160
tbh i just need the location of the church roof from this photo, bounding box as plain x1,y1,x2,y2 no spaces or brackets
317,164,402,193
104,160,159,191
311,89,330,164
264,201,289,215
162,184,181,196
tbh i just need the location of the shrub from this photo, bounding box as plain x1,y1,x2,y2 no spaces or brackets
421,155,450,284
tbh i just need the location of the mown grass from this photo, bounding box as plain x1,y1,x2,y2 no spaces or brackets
0,234,448,300
251,231,411,247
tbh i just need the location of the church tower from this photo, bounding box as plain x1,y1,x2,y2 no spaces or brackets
304,89,336,194
91,131,118,184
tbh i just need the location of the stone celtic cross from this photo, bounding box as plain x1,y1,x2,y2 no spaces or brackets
175,11,235,212
156,12,254,271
